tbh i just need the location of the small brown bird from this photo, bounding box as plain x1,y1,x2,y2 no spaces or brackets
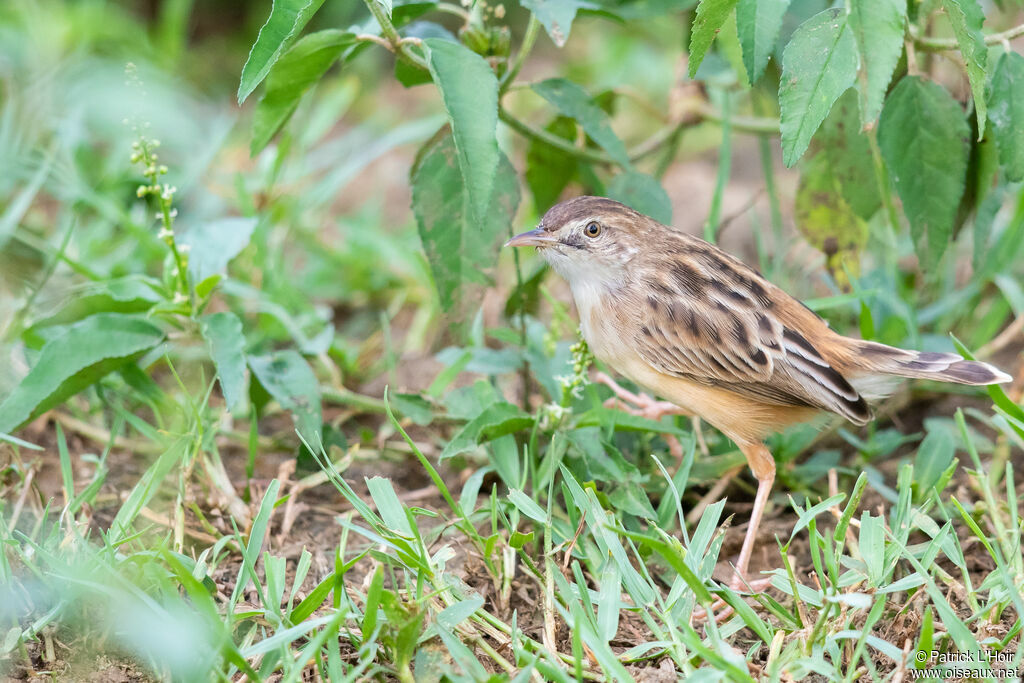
506,196,1012,592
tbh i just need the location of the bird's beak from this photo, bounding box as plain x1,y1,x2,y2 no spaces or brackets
504,227,559,248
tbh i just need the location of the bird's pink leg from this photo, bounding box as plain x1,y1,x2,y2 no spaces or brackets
731,443,775,593
693,443,775,624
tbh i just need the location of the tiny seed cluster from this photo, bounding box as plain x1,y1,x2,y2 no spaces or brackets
131,134,190,304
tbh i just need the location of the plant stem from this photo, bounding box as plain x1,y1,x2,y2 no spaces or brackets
501,15,541,94
320,385,388,413
754,90,784,257
911,21,1024,51
363,0,428,69
692,102,780,135
435,1,470,19
498,100,779,169
366,0,400,44
704,90,733,243
498,106,615,165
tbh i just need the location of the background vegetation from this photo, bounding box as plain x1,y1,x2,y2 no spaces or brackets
1,0,1023,679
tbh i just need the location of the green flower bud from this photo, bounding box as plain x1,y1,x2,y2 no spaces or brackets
459,25,490,55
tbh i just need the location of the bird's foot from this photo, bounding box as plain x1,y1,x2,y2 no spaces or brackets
594,372,687,421
594,372,699,460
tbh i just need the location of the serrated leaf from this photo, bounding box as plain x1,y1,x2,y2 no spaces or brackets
736,0,789,84
847,0,904,125
526,116,578,211
411,129,519,316
816,90,881,219
989,51,1024,182
199,312,247,411
520,0,598,47
878,76,970,269
532,78,630,168
238,0,327,103
424,38,499,226
688,0,741,78
251,30,356,155
180,217,258,282
795,152,867,289
606,171,672,224
249,351,322,451
939,0,987,139
778,8,858,167
0,314,164,433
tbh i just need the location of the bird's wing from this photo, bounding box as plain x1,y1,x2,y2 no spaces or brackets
630,249,870,424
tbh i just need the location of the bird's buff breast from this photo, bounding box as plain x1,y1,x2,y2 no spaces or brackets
573,284,678,399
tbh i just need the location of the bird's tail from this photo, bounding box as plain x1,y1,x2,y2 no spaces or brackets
847,340,1012,399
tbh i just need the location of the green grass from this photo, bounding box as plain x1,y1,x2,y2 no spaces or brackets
2,0,1024,680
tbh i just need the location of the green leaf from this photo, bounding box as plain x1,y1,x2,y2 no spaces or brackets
596,559,621,645
526,116,578,212
437,596,484,631
24,276,161,337
181,217,258,282
248,351,322,451
912,428,956,501
251,30,356,155
939,0,987,139
847,0,904,125
878,76,970,269
424,38,500,225
816,90,882,219
390,393,434,425
788,492,846,542
913,608,934,670
109,437,188,544
606,171,672,224
778,8,858,167
0,314,164,434
795,152,868,289
411,129,519,315
735,0,789,84
532,78,630,168
507,488,548,522
509,530,534,549
688,0,741,78
366,476,416,537
858,511,885,585
440,401,533,460
989,51,1024,182
237,0,327,103
199,312,247,411
520,0,598,47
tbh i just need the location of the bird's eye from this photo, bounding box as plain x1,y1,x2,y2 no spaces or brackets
584,222,601,238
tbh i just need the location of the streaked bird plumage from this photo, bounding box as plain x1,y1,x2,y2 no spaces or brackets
506,195,1012,605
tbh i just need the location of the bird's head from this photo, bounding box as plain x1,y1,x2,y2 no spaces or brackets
504,196,653,288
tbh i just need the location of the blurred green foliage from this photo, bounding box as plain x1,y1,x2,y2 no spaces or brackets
1,0,1023,679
